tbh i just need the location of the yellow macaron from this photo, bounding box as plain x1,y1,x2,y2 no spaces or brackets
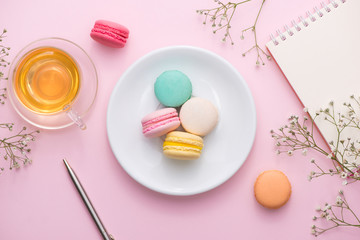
163,131,204,160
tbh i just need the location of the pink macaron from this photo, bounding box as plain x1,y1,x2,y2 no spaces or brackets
90,20,129,48
141,108,181,138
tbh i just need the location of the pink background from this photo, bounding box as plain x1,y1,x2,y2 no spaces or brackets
1,0,359,239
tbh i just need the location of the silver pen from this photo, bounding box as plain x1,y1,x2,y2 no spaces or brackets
63,158,114,240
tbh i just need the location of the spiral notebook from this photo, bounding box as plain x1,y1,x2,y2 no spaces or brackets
266,0,360,159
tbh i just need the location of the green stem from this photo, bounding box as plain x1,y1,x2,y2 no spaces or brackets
254,0,266,26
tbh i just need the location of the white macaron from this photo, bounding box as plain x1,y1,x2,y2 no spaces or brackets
179,97,218,136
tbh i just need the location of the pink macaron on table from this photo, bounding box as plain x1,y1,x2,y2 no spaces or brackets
90,20,129,48
1,0,359,240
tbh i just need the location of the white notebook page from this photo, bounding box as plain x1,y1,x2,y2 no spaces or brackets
266,0,360,155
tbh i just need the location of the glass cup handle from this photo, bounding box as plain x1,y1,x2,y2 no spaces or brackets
64,105,87,130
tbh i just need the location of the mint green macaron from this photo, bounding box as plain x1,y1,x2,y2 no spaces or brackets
154,70,192,107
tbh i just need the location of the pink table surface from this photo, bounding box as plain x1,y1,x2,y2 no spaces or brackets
1,0,359,239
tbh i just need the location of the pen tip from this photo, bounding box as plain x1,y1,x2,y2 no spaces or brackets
63,158,70,168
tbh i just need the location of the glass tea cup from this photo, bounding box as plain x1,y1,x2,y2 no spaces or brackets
8,38,98,130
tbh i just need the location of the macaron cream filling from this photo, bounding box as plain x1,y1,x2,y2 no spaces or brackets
91,29,127,42
142,111,179,128
142,117,180,134
163,145,202,153
93,23,129,38
163,141,203,150
164,136,204,148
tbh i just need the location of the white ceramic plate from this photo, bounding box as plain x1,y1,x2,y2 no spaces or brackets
107,46,256,196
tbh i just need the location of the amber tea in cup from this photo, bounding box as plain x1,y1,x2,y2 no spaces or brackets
8,38,98,130
14,47,80,114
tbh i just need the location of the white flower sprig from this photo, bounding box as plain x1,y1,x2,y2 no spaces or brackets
311,190,360,236
271,96,360,236
271,97,360,183
0,30,39,173
0,125,39,172
196,0,270,65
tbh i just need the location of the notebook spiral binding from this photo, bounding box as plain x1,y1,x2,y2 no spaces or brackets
270,0,347,46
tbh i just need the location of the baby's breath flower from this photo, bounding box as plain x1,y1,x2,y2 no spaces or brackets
302,149,308,156
336,196,343,206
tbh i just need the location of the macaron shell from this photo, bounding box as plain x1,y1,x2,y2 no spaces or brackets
143,120,180,138
154,70,192,107
254,170,292,209
165,131,204,143
180,97,218,136
90,31,126,48
141,108,178,125
93,20,129,37
163,148,201,160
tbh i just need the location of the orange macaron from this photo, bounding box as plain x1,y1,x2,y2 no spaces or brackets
254,170,292,209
